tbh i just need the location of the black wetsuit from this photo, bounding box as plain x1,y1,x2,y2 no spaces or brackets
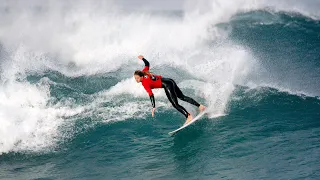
161,78,200,118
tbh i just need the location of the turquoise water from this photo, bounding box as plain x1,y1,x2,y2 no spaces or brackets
1,84,319,180
1,2,320,180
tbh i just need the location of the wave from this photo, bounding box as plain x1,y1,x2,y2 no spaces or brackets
227,10,320,97
230,85,320,111
0,0,319,154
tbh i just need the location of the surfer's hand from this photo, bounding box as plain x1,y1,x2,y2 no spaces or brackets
138,55,144,60
152,108,156,117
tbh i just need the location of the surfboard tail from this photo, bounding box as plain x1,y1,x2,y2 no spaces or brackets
168,111,207,136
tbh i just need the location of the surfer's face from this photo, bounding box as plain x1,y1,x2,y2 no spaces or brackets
134,75,143,83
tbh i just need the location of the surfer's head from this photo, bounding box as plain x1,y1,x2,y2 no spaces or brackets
134,70,144,83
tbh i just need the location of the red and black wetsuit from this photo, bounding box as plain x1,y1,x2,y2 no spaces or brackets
141,58,200,118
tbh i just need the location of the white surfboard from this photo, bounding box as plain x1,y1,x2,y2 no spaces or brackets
168,111,207,136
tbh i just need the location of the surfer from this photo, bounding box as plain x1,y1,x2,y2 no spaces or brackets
134,55,206,125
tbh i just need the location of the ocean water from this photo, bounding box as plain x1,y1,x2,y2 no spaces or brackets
0,1,320,180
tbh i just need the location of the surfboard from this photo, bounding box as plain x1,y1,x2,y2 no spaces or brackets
168,111,207,136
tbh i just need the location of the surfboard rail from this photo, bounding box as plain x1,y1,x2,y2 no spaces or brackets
168,111,207,136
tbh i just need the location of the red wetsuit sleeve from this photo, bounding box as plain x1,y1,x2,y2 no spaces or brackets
142,66,149,72
142,80,153,96
142,80,155,108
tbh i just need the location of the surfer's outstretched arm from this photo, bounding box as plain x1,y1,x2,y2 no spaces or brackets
138,55,150,72
143,84,155,108
142,81,156,117
150,94,155,108
148,93,156,117
150,94,156,117
142,57,150,67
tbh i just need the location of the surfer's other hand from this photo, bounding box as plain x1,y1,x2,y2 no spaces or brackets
152,108,156,117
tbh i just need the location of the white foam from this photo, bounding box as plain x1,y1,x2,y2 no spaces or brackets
102,77,165,98
94,101,168,123
2,0,316,76
0,79,86,154
0,0,317,76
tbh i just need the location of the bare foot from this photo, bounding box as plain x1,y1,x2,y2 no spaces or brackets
184,114,193,125
199,105,206,112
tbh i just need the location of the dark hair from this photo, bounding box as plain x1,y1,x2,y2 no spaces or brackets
134,70,154,77
134,70,145,77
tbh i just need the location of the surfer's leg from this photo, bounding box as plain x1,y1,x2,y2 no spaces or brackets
170,79,207,112
179,93,206,112
164,86,189,118
162,78,192,120
169,79,200,107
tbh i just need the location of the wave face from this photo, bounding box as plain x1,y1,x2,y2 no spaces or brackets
0,0,319,179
